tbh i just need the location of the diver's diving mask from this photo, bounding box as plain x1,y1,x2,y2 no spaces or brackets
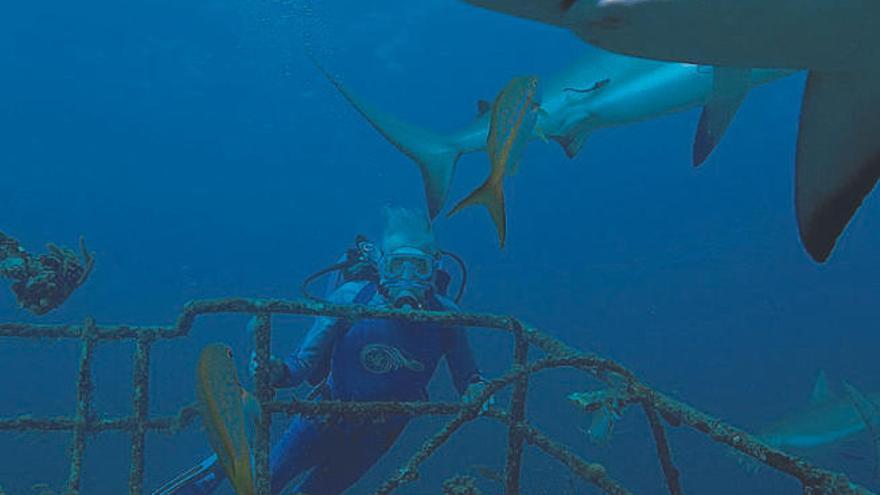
379,247,438,309
381,250,436,281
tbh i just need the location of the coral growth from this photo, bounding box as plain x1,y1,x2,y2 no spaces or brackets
0,232,94,315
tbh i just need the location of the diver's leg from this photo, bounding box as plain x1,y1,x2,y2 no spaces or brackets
269,415,333,494
151,454,225,495
292,417,407,495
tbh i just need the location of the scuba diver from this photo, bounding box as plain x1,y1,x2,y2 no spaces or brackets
156,206,489,495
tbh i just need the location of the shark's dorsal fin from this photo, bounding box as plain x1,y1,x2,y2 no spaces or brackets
477,99,491,117
810,370,835,405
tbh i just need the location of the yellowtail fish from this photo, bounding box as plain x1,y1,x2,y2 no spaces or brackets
196,343,258,495
448,75,540,247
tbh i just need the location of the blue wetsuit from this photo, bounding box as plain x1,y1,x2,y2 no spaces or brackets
176,281,482,495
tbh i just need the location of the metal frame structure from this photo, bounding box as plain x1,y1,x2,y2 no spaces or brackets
0,298,874,494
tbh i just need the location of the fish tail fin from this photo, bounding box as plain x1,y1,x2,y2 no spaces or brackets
310,55,461,217
448,179,507,247
232,453,256,495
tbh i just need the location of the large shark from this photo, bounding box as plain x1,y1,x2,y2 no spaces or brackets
312,53,791,219
461,0,880,262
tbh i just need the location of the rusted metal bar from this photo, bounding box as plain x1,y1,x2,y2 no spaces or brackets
66,317,97,495
0,407,200,433
267,399,464,417
630,386,873,495
176,298,519,332
128,334,153,495
641,402,682,495
0,322,167,340
372,367,533,494
375,402,484,495
1,298,876,495
543,354,874,495
504,322,529,495
0,416,81,431
486,408,632,495
0,401,464,434
251,313,273,495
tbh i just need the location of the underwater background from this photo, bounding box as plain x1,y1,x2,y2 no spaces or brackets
2,1,879,494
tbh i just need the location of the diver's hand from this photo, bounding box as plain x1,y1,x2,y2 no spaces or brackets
463,380,495,415
246,315,288,387
249,351,288,388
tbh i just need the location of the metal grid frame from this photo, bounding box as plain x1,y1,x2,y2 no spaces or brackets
0,298,874,495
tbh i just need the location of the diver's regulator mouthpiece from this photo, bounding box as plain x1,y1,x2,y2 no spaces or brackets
392,292,422,310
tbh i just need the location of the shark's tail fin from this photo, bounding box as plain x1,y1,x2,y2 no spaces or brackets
310,56,461,218
448,179,506,247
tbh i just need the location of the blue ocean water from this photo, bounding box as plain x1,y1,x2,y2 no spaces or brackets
2,1,879,494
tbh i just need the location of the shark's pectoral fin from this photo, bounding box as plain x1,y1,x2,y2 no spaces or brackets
693,67,751,166
310,55,460,217
796,71,880,262
551,119,591,159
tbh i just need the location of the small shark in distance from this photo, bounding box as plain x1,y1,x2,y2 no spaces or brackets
311,53,791,221
756,371,880,474
461,0,880,262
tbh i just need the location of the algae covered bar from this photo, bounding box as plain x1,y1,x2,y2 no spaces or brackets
0,297,875,494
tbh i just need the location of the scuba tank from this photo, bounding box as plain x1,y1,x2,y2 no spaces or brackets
301,234,467,303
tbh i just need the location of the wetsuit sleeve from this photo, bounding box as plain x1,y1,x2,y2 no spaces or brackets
275,282,365,388
446,328,483,396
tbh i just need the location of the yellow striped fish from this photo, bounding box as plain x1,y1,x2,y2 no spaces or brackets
196,343,258,495
449,75,540,247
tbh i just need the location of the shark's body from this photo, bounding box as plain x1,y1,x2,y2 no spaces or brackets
756,372,880,471
462,0,880,262
314,53,790,218
760,394,878,452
